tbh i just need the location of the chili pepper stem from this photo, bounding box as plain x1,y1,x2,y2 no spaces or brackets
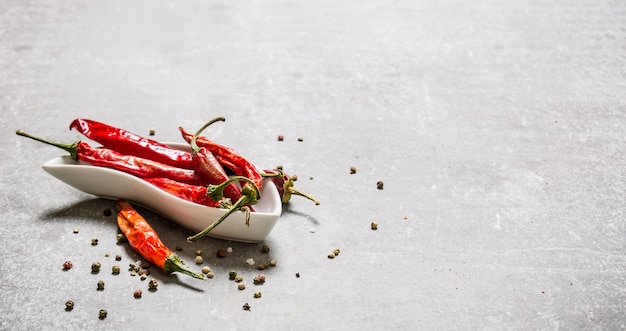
188,180,260,242
207,175,259,202
163,254,205,280
288,188,321,205
186,194,251,242
190,117,225,155
16,130,80,160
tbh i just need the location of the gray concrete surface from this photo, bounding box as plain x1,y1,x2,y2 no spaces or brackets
1,0,625,330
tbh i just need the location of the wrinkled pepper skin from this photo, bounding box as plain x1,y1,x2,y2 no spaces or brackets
70,118,195,169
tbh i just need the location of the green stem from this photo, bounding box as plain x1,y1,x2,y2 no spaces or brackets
207,175,260,202
16,130,80,160
190,117,225,154
288,188,321,205
186,194,252,242
163,254,205,280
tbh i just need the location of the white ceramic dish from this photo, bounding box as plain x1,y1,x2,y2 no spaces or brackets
41,143,282,243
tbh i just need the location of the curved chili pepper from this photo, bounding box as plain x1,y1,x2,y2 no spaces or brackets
262,168,320,205
15,130,205,185
179,126,263,192
70,118,194,169
143,177,222,207
188,117,243,204
116,200,204,280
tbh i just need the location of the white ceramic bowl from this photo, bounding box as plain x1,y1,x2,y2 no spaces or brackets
41,143,282,243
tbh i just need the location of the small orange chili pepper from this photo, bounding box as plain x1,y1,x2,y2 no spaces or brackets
116,200,204,280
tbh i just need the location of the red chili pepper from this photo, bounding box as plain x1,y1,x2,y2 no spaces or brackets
143,177,221,207
179,126,263,192
262,168,320,205
116,200,204,279
188,117,243,204
16,130,205,185
70,118,194,169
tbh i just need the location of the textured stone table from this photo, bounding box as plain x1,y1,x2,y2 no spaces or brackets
1,0,624,329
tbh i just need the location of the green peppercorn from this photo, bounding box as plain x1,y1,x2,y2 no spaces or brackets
91,262,101,273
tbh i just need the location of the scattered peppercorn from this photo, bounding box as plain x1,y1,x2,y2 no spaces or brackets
216,249,227,258
234,275,243,283
242,303,251,311
73,228,79,234
195,256,204,264
134,289,142,299
201,266,211,274
65,300,74,311
253,274,266,285
91,237,99,246
148,278,158,291
227,247,233,253
277,135,284,141
333,248,341,256
140,274,147,281
98,309,107,319
295,272,300,278
103,208,112,216
254,292,262,298
297,137,303,142
229,270,237,280
112,265,121,275
257,264,266,270
91,262,101,273
376,180,384,190
194,249,203,256
116,234,126,244
149,128,156,136
238,284,246,290
371,221,378,230
175,245,183,251
350,166,357,174
269,259,277,267
206,272,215,279
327,252,336,259
97,280,105,291
115,255,122,261
261,245,270,253
63,261,73,270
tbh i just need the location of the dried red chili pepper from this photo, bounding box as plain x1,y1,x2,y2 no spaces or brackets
188,117,243,203
15,130,205,185
116,200,204,279
178,126,263,192
262,168,320,205
143,177,221,207
70,118,194,169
